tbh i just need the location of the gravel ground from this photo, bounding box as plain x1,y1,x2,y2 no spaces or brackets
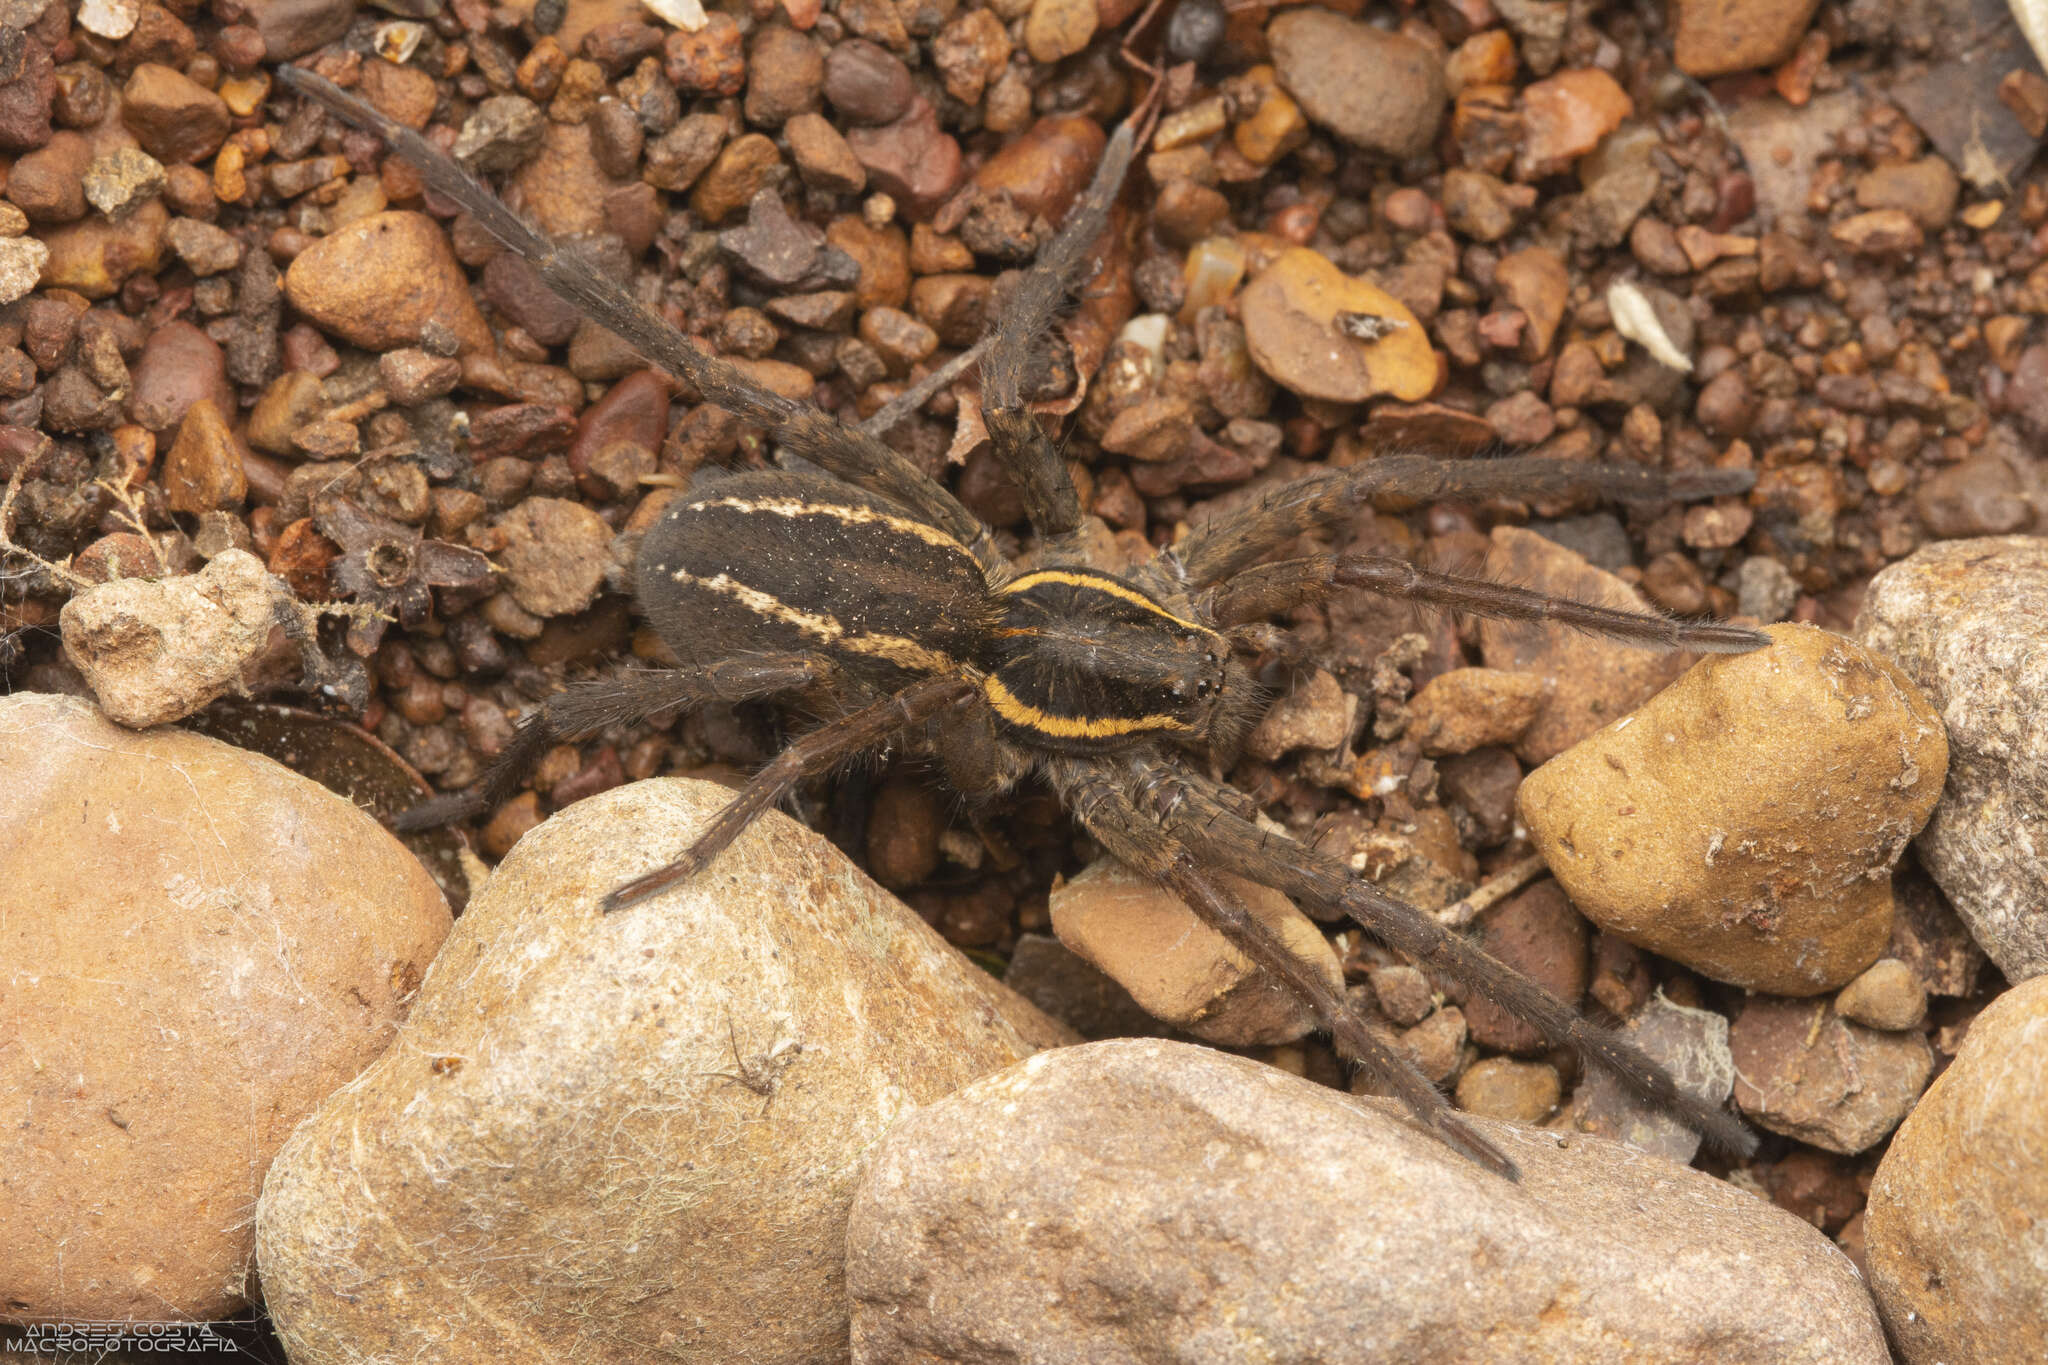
1,0,2041,1356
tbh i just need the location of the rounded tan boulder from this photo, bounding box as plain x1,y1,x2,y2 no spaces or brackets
847,1039,1888,1362
0,693,450,1322
1866,975,2048,1362
255,778,1073,1365
1517,624,1946,995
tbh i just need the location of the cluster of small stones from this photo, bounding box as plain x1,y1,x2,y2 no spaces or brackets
0,0,2041,1355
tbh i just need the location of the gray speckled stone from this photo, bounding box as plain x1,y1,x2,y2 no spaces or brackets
1855,536,2048,981
848,1039,1889,1364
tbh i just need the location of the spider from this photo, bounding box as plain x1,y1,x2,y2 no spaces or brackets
279,66,1764,1179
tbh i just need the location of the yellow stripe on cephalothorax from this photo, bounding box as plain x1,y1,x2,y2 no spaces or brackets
980,674,1194,740
996,569,1213,636
686,495,968,554
670,569,959,674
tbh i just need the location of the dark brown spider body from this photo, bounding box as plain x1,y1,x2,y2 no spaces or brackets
281,63,1769,1179
639,468,1249,760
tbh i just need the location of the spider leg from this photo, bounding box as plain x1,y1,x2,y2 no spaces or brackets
1162,453,1757,589
274,67,1001,570
1122,756,1760,1159
605,672,978,912
1208,552,1768,652
1047,755,1522,1179
978,119,1139,543
394,656,828,833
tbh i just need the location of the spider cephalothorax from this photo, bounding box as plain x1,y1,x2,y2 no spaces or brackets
281,66,1765,1179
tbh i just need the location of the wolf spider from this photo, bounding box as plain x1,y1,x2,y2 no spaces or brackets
280,67,1763,1177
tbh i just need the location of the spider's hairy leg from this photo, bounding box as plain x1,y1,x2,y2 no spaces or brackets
1166,453,1757,588
394,656,828,832
1129,760,1760,1160
272,66,996,566
1049,756,1522,1180
1208,553,1769,653
604,673,978,913
978,119,1139,542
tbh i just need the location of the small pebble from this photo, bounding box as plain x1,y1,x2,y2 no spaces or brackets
452,94,544,173
972,114,1106,222
0,235,47,304
845,98,963,218
1368,963,1435,1027
1024,0,1097,65
1674,0,1822,78
1553,992,1735,1164
1455,1057,1562,1123
1852,157,1960,232
1241,247,1435,402
1834,958,1928,1031
1492,246,1568,355
785,111,866,194
1405,667,1550,756
1268,10,1445,159
1730,994,1933,1153
1476,526,1687,764
161,397,249,515
39,200,167,299
822,39,914,125
1518,68,1633,180
494,496,613,618
81,147,165,218
1243,666,1352,761
59,550,276,727
283,211,494,354
1462,881,1590,1055
164,216,243,275
126,319,232,434
1048,857,1339,1046
1734,554,1798,623
743,26,823,128
120,63,231,164
1830,209,1923,257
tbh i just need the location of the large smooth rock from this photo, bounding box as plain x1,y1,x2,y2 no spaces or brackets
1867,975,2048,1362
1854,536,2048,981
847,1039,1887,1363
1519,624,1947,995
256,778,1073,1365
0,694,450,1322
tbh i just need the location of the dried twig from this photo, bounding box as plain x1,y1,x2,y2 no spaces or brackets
1434,852,1549,929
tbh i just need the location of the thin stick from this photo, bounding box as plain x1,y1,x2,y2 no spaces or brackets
1435,853,1548,930
858,335,993,438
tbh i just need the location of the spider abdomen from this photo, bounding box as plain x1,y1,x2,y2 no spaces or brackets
636,470,998,689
